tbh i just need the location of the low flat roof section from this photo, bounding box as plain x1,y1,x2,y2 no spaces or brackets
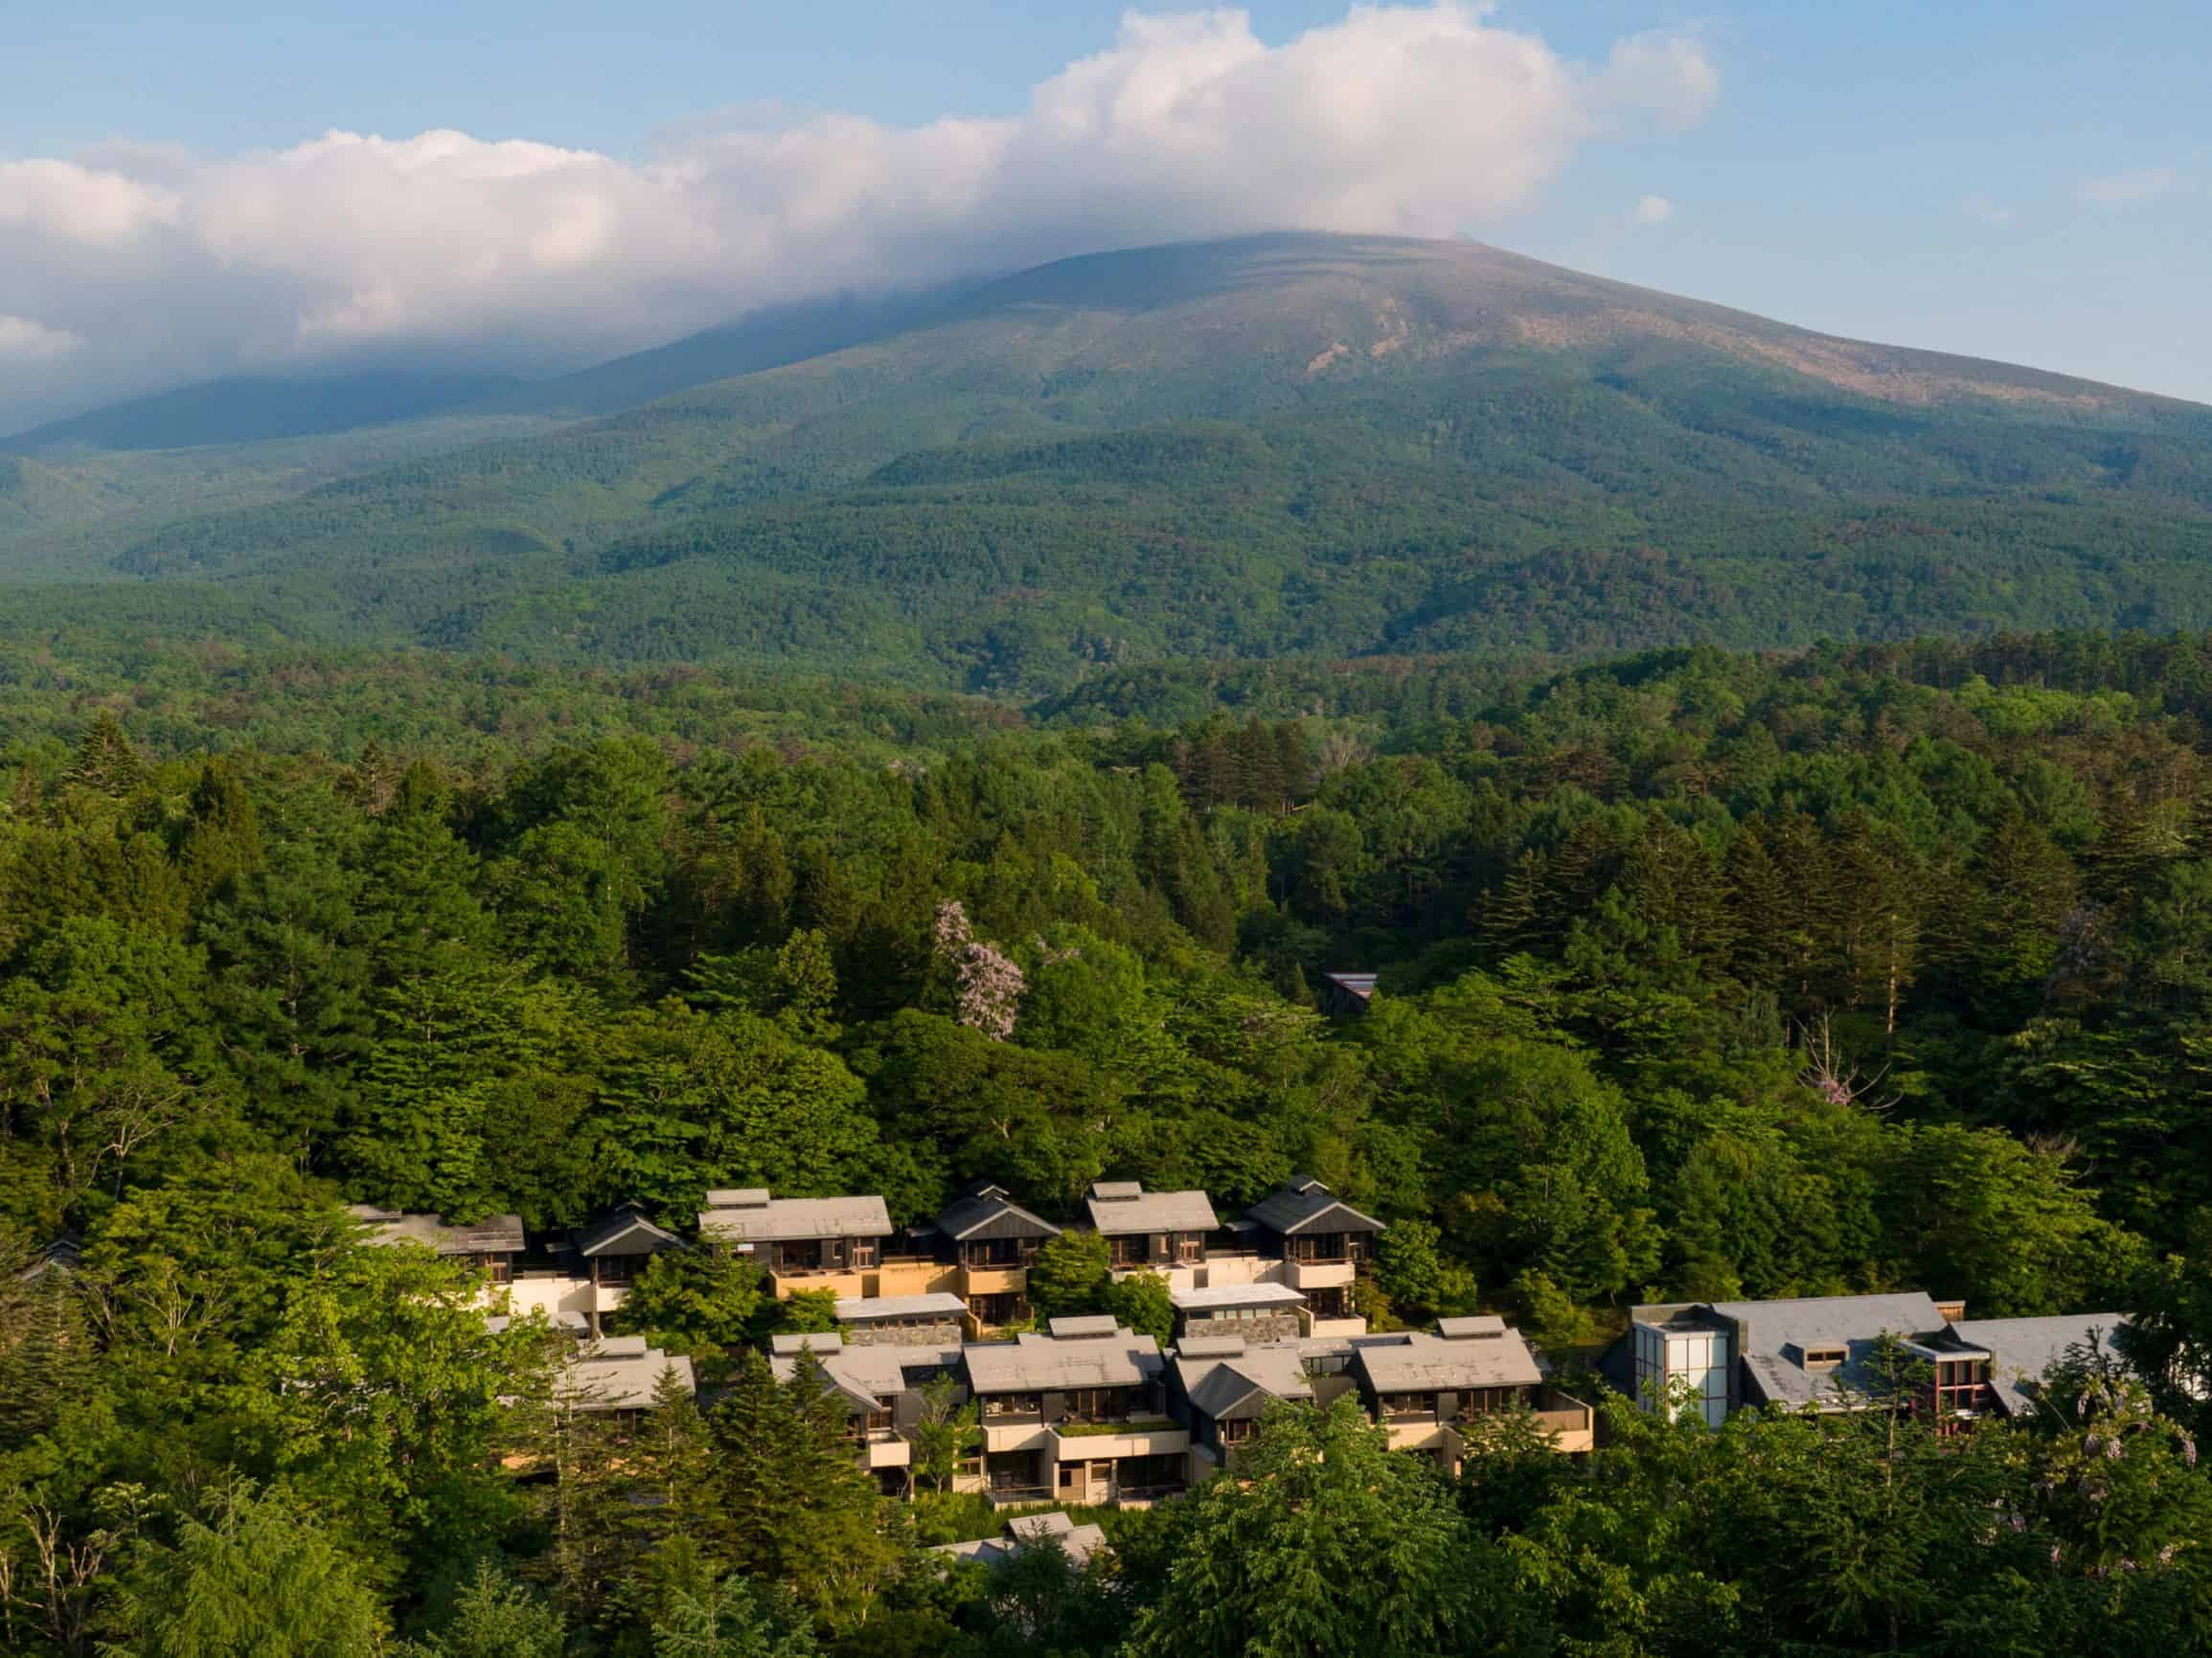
1436,1315,1510,1339
1173,1282,1308,1310
1048,1314,1122,1338
835,1291,969,1321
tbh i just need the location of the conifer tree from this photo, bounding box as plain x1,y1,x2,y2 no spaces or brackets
0,1266,94,1451
1478,849,1546,958
111,1484,384,1657
403,1561,566,1658
66,710,142,798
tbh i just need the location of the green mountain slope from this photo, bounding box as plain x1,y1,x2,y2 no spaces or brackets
2,372,524,455
49,233,2212,685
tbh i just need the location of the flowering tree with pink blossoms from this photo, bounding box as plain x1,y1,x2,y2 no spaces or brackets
932,899,1025,1041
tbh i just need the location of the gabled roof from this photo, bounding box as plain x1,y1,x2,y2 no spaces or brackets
16,1234,82,1283
559,1338,696,1411
963,1326,1163,1394
1243,1176,1384,1238
350,1205,525,1256
1950,1312,2131,1418
698,1192,893,1243
1173,1339,1315,1420
1323,972,1378,999
835,1292,969,1322
571,1205,684,1259
1084,1181,1219,1235
1352,1328,1543,1394
1653,1292,1952,1409
932,1510,1107,1570
773,1336,963,1413
935,1185,1060,1243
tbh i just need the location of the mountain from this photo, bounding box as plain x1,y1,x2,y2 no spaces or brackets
1,372,525,455
21,233,2212,688
463,285,975,420
0,453,109,533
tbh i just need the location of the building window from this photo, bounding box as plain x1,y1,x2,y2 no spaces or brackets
851,1238,878,1268
1108,1237,1145,1267
1218,1417,1257,1445
982,1394,1040,1420
1927,1358,1992,1429
1458,1386,1533,1419
1176,1235,1205,1263
1060,1388,1128,1423
1802,1346,1847,1368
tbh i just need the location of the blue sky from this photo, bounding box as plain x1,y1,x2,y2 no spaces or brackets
0,1,2206,420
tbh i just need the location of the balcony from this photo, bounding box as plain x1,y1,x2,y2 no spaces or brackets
957,1263,1027,1297
1532,1391,1595,1455
1384,1418,1450,1453
1281,1257,1356,1291
861,1431,911,1470
982,1419,1050,1454
1301,1313,1369,1338
1048,1419,1190,1463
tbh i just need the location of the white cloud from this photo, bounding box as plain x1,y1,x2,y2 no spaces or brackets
2077,168,2184,204
0,3,1718,429
0,314,83,362
1633,193,1675,225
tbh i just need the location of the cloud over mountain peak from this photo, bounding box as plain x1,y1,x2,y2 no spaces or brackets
0,3,1715,429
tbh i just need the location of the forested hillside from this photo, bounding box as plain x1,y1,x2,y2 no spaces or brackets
7,632,2212,1651
3,234,2209,685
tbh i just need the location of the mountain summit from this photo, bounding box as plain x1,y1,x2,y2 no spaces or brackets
9,233,2210,687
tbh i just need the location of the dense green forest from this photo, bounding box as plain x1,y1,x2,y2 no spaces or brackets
6,630,2212,1651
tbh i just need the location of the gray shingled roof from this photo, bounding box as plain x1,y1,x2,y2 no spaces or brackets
935,1184,1061,1242
1084,1183,1219,1235
350,1206,525,1256
835,1292,969,1322
570,1205,685,1259
16,1234,82,1283
1700,1292,1950,1409
697,1192,892,1242
1243,1176,1384,1238
771,1335,962,1414
1174,1339,1315,1419
1352,1328,1542,1393
559,1338,696,1411
963,1328,1163,1394
1323,972,1378,998
932,1511,1107,1570
1951,1312,2131,1418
